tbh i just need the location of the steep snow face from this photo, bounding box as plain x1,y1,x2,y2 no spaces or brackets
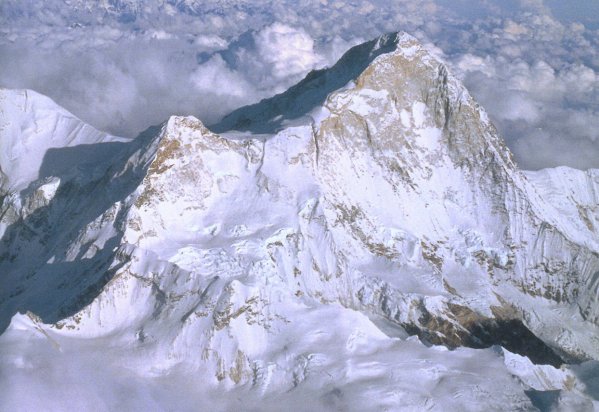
524,167,599,242
2,33,599,410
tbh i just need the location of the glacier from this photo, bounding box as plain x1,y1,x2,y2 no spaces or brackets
1,32,599,411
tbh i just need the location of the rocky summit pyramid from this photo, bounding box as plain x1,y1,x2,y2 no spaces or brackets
1,32,599,410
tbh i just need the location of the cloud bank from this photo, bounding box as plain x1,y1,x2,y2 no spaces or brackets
1,0,597,169
0,22,337,137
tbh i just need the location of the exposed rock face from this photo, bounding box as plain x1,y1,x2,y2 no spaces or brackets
1,33,599,410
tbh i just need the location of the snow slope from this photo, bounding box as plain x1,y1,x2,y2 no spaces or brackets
1,33,599,411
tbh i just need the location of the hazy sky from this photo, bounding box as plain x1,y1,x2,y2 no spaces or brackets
1,0,598,169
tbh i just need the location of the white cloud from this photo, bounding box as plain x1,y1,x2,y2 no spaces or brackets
254,23,324,80
192,55,252,98
444,8,599,169
193,34,229,52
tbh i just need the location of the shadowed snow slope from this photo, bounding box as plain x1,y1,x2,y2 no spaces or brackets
0,89,161,331
1,33,599,411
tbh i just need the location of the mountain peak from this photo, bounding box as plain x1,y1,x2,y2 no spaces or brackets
2,32,599,410
209,30,515,180
210,31,411,134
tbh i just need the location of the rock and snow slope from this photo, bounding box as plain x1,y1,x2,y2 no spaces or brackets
1,33,599,410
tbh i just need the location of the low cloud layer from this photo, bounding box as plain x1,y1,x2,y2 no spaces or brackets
1,0,598,170
0,22,340,137
445,12,599,169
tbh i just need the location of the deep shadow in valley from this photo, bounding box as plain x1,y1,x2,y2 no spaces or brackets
401,303,567,368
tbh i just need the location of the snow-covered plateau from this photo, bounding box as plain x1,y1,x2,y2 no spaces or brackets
1,32,598,411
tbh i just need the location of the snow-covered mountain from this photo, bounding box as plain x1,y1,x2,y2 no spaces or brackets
1,32,599,411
